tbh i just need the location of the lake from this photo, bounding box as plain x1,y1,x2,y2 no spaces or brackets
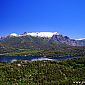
0,56,76,62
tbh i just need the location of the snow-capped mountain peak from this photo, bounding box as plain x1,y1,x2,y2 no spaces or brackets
10,33,18,37
23,32,60,37
9,32,60,37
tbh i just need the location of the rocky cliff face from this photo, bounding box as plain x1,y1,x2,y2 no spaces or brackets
51,34,85,46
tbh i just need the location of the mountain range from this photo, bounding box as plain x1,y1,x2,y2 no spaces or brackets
0,32,85,56
0,32,85,46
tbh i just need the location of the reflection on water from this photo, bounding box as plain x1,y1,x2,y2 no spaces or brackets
0,56,75,62
31,57,53,61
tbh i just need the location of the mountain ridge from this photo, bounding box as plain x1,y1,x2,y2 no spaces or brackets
9,32,60,38
0,32,85,46
0,32,85,57
0,32,85,41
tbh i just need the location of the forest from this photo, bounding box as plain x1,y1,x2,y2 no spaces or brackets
0,57,85,85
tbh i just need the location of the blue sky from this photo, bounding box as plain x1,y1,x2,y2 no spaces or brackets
0,0,85,39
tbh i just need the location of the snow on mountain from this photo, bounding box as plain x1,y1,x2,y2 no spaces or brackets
23,32,60,37
9,32,60,37
76,38,85,40
10,33,18,37
9,32,85,40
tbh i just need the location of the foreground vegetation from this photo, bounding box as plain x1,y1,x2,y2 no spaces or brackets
0,57,85,85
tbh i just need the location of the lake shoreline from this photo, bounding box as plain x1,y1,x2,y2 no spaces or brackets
0,55,81,62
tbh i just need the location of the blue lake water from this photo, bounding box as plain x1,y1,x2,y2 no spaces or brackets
0,56,76,62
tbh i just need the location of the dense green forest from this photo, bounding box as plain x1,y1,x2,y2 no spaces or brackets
0,57,85,85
